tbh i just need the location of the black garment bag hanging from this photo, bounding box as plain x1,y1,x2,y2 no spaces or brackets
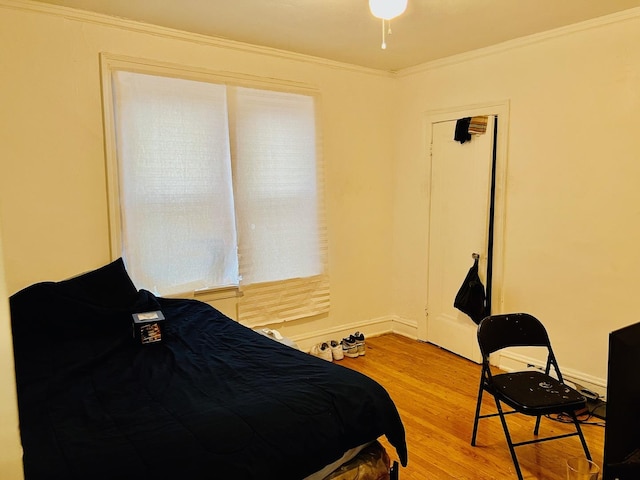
454,255,487,325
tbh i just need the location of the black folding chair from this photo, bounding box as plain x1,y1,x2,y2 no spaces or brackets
470,313,591,480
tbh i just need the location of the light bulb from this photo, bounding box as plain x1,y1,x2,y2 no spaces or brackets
369,0,408,20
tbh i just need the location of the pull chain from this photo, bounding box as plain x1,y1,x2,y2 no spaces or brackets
381,19,393,49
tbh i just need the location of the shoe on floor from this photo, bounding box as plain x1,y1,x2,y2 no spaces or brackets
310,342,333,362
341,337,359,358
330,340,344,361
353,331,366,356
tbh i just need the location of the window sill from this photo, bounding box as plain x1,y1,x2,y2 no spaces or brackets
194,286,241,302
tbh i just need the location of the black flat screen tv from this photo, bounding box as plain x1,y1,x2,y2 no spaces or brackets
603,321,640,479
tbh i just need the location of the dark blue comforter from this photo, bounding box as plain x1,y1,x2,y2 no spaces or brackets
10,260,407,479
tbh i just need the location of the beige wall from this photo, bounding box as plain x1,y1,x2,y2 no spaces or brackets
392,9,640,387
0,218,24,479
0,1,397,345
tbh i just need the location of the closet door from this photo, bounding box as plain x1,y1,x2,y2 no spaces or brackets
425,117,495,363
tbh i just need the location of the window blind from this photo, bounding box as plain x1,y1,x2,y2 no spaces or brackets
112,71,239,295
108,67,329,325
232,87,329,326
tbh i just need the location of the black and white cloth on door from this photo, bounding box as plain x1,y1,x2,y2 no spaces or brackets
453,256,487,324
454,117,472,143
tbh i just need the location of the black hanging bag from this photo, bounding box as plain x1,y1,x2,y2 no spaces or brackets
454,257,487,324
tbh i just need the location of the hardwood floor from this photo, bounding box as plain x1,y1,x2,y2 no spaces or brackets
338,334,604,480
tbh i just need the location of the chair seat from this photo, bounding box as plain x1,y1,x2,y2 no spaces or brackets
491,370,586,415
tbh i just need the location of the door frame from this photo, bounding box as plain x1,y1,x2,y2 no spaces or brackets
418,100,510,342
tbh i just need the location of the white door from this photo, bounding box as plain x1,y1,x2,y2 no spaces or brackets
426,117,495,363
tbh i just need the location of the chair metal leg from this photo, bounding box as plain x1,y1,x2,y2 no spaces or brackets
533,414,542,435
569,412,592,460
494,398,524,480
471,381,485,446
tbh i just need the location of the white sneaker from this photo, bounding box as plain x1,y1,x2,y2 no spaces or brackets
353,332,366,356
330,340,344,360
341,337,359,358
310,342,333,362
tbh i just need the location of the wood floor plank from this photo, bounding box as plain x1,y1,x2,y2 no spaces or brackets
338,334,604,480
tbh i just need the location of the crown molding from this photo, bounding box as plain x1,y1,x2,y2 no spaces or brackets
397,6,640,78
0,0,395,78
4,0,638,80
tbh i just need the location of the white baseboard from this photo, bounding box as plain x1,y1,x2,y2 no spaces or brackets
292,315,418,352
389,315,419,339
498,350,607,398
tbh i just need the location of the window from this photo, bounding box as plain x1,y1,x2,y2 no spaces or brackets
102,57,329,325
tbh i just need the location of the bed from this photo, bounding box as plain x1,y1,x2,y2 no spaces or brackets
9,259,407,479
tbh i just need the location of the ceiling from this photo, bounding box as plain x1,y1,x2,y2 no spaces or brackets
32,0,640,71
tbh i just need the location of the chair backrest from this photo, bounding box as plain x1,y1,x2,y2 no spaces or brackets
477,313,551,358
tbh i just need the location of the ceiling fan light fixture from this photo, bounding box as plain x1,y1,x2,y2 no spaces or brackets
369,0,408,49
368,0,408,21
